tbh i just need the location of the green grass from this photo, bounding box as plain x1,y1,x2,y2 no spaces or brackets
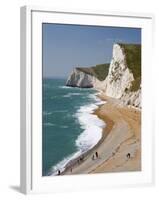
130,77,141,92
77,63,110,81
119,43,141,91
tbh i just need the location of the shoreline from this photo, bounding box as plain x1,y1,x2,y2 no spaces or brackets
52,92,141,176
61,93,141,175
90,95,141,174
58,94,112,175
48,91,108,176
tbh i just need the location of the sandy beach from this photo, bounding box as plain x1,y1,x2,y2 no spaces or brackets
62,94,141,175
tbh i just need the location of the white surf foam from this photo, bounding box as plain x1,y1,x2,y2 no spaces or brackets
49,92,106,176
77,104,98,114
44,122,55,127
43,111,53,116
63,92,81,98
59,86,72,89
60,125,69,129
75,102,105,152
50,150,82,176
95,100,107,105
89,93,107,106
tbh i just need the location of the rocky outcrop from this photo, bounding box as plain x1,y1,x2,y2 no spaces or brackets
66,68,94,88
66,68,107,91
120,87,141,108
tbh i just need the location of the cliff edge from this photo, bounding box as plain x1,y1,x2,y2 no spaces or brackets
66,43,141,108
66,63,109,89
105,43,141,108
66,68,94,88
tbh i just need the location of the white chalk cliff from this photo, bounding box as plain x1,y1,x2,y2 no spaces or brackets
66,68,94,88
105,44,134,98
66,43,141,108
66,68,106,91
104,44,141,108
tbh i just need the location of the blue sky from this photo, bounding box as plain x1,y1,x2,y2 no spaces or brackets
43,23,141,78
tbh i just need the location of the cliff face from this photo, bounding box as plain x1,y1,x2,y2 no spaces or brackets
66,63,109,88
120,88,141,108
104,44,141,108
105,44,134,98
66,43,141,108
66,68,94,88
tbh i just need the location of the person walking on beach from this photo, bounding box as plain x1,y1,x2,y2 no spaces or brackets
57,170,61,175
80,155,84,162
126,153,131,159
95,151,99,158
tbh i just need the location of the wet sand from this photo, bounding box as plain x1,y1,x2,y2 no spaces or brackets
62,94,141,175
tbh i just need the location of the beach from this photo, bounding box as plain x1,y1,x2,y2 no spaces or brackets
42,25,142,176
62,94,141,175
43,79,108,176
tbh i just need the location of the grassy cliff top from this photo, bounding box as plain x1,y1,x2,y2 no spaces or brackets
119,43,141,91
77,63,110,81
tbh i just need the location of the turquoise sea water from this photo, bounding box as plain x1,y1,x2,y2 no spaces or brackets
42,78,106,176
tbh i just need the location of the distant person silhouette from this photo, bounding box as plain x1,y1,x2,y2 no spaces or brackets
58,170,61,175
95,151,99,158
126,153,131,159
80,155,84,162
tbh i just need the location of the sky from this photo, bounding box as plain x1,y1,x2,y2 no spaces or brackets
42,23,141,78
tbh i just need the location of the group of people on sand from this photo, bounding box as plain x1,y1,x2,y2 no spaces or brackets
92,151,99,160
78,155,84,163
57,151,131,175
57,155,85,175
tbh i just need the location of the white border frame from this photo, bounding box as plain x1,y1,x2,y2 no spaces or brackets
20,6,154,194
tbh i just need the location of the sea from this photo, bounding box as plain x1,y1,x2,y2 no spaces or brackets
42,78,106,176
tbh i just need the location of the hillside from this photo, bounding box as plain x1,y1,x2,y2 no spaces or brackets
119,44,141,91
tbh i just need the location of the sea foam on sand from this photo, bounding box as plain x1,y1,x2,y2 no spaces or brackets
75,103,105,152
50,93,106,176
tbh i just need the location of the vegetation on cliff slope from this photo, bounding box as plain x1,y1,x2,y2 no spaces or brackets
77,63,110,81
75,44,141,91
119,43,141,92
